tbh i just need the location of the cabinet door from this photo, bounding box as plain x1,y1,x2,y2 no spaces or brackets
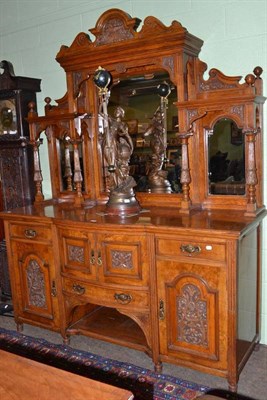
97,232,149,287
10,240,59,329
157,259,228,371
57,227,97,281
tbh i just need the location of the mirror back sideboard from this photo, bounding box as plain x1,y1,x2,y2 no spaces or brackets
1,9,266,393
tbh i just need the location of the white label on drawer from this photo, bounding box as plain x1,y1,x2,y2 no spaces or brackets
206,245,213,251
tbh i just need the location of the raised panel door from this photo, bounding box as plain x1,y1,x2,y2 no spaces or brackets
97,232,149,288
157,258,228,372
57,227,97,281
9,240,60,330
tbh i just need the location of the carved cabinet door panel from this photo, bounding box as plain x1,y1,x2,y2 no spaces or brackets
57,227,97,281
9,240,60,330
157,259,228,371
96,232,150,288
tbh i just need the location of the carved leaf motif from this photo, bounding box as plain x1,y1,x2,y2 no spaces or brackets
177,284,208,346
67,244,84,263
26,259,47,308
90,9,140,47
111,250,133,269
187,109,198,126
95,18,134,46
231,105,244,120
162,56,175,79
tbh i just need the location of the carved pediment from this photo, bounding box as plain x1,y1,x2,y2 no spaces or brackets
90,8,141,46
56,8,203,65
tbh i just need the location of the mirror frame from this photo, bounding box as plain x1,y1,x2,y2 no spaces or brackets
27,9,265,216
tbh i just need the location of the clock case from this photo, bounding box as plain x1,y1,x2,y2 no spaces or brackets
0,60,41,297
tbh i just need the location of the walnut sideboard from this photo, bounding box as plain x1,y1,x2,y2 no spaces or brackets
1,202,264,392
2,7,266,395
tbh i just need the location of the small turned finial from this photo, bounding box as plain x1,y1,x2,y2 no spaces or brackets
245,74,256,86
253,66,263,79
28,101,37,116
44,97,52,114
44,97,51,106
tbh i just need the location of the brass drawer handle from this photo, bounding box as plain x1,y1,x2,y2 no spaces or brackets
24,229,37,239
180,244,201,255
114,293,132,304
72,283,85,295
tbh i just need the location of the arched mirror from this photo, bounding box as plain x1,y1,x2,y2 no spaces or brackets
105,72,181,194
208,118,245,196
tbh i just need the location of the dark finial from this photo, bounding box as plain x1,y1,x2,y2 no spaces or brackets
44,97,53,114
253,66,263,79
0,60,15,76
28,101,35,111
28,101,37,117
44,97,51,105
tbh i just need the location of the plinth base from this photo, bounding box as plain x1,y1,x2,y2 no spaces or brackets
147,179,172,194
105,190,141,217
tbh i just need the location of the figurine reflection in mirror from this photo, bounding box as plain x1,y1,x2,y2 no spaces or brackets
143,108,172,193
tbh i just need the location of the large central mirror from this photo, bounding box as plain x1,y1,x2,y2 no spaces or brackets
103,71,181,194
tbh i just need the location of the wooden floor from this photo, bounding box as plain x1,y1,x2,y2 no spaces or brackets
0,349,133,400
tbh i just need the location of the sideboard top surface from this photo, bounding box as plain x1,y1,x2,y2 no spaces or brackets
1,200,264,238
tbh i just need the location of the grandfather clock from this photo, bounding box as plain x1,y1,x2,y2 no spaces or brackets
0,60,41,304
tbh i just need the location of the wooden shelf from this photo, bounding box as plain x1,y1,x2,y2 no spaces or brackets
67,306,149,352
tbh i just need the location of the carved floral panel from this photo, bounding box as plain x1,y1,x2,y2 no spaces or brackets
111,250,133,270
26,258,47,309
67,244,85,264
176,283,208,346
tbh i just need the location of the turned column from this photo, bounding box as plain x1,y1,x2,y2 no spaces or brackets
71,139,84,205
179,132,193,214
244,128,259,216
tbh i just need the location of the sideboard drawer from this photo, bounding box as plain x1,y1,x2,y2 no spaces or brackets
156,236,226,262
9,223,52,242
62,277,149,310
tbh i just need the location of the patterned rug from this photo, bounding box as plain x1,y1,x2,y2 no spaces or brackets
0,327,210,400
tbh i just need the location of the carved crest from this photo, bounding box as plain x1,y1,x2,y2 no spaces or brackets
90,9,141,46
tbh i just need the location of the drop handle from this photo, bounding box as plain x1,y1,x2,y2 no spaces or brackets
90,250,95,265
24,229,37,239
180,244,201,255
97,251,102,266
114,293,132,304
72,283,85,295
